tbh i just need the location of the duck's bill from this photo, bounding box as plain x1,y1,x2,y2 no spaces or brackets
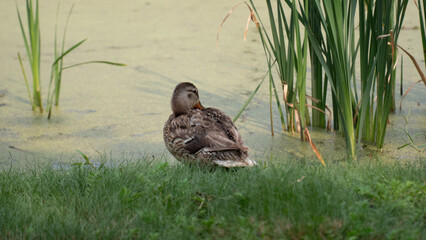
194,101,204,109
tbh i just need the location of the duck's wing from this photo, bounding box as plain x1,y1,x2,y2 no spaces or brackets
165,113,201,155
195,108,246,150
165,108,247,155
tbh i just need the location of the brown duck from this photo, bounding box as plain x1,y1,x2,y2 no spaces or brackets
163,82,256,167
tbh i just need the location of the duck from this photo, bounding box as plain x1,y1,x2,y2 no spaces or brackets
163,82,256,167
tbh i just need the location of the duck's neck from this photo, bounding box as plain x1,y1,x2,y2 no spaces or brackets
172,104,191,117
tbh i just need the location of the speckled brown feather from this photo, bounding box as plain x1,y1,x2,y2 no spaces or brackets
163,107,253,167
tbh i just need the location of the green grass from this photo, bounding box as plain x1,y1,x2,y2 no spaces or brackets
1,156,424,239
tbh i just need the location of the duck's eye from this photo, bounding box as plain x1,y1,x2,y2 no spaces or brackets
187,89,197,97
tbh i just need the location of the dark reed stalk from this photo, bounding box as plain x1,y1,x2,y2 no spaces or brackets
307,0,325,128
418,0,426,69
293,0,309,139
400,55,403,96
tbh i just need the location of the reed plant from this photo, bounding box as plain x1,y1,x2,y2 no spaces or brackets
248,0,311,135
47,3,77,118
223,0,411,161
17,0,43,113
297,0,359,160
17,0,125,119
293,0,309,139
244,0,325,164
296,0,408,159
357,0,408,148
46,4,125,119
249,0,288,133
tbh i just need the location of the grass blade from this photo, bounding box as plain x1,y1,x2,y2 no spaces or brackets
52,39,87,67
397,44,426,86
16,2,32,63
54,3,75,106
233,62,273,122
62,61,127,70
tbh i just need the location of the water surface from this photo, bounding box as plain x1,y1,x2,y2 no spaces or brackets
0,0,425,166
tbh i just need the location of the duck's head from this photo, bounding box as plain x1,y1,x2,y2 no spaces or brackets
171,82,204,116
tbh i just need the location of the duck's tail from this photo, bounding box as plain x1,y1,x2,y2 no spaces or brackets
213,158,257,168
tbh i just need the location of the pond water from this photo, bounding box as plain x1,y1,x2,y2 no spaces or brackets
0,0,425,166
